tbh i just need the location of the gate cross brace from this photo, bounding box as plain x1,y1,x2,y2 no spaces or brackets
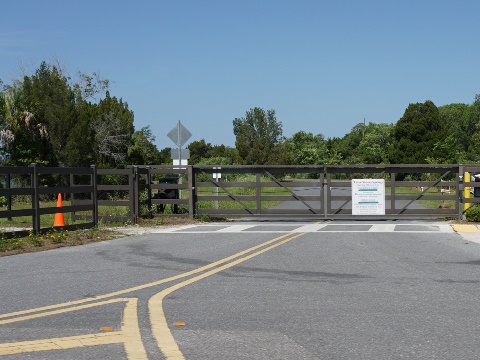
397,170,451,214
200,171,254,215
263,170,318,215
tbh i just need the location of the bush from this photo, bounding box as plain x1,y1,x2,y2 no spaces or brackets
465,205,480,222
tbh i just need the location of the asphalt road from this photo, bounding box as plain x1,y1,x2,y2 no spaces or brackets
1,221,480,359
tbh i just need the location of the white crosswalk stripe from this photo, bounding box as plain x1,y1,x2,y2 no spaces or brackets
150,223,456,234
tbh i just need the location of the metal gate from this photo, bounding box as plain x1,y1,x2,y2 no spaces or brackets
193,165,324,218
121,164,480,221
325,164,460,219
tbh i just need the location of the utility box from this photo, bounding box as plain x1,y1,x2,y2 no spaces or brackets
154,177,179,213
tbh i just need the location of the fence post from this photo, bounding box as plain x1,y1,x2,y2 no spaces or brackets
256,171,261,215
91,165,98,226
31,163,40,234
147,167,152,216
390,172,396,214
321,167,327,220
188,166,195,218
458,165,464,220
131,166,138,224
70,172,74,222
6,173,12,221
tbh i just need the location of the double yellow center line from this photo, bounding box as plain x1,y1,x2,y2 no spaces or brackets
0,230,308,359
149,231,308,360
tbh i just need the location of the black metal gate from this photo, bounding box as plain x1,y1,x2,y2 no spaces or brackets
193,165,324,218
135,164,479,220
325,165,460,219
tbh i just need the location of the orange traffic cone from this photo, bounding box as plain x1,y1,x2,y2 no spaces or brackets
53,193,65,227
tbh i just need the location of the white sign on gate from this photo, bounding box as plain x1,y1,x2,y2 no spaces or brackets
352,179,385,215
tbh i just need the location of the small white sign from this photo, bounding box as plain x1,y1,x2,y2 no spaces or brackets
213,166,221,179
352,179,385,215
173,159,188,169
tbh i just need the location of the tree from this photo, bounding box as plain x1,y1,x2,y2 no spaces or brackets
0,85,50,165
437,103,473,163
127,126,161,165
22,61,78,166
233,107,283,165
188,139,213,164
288,130,325,165
188,140,240,165
1,61,117,167
389,100,446,164
209,145,241,164
91,91,134,167
464,95,480,162
356,123,393,164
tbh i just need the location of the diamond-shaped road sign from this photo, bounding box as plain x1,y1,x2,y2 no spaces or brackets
167,121,192,148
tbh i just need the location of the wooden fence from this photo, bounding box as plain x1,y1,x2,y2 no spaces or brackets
1,164,480,238
0,164,96,239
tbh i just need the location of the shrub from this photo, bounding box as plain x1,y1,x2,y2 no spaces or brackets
465,205,480,222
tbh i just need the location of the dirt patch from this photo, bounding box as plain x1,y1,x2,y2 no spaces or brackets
0,217,209,257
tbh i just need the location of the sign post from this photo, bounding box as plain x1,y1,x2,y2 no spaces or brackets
167,121,192,199
213,167,221,209
168,120,192,163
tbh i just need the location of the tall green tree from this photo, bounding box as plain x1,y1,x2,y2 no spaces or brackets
157,147,173,165
91,91,134,167
0,84,50,165
233,107,284,165
1,61,117,167
356,123,393,164
437,103,472,163
288,130,325,165
188,139,213,164
464,95,480,163
389,100,446,164
22,62,79,166
127,126,161,165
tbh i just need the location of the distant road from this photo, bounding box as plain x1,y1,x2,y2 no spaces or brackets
1,221,480,359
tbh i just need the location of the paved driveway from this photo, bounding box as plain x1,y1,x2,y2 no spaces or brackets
1,221,480,359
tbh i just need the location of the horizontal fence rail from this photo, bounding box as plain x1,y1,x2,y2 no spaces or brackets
193,165,324,217
1,164,480,237
0,164,97,239
325,164,460,219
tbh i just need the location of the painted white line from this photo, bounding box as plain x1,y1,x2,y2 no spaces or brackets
150,224,454,233
293,223,329,232
439,224,455,233
369,224,396,232
216,224,258,232
150,224,201,233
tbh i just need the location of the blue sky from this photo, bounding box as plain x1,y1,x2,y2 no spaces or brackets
1,0,479,151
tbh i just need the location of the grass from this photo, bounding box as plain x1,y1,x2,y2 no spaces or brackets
195,174,295,210
0,198,133,228
0,215,202,257
391,186,456,209
0,227,125,257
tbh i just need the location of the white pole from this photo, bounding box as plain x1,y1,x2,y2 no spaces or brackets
215,174,219,209
177,121,182,200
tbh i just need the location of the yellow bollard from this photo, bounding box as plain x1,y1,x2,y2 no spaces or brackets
464,172,471,212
